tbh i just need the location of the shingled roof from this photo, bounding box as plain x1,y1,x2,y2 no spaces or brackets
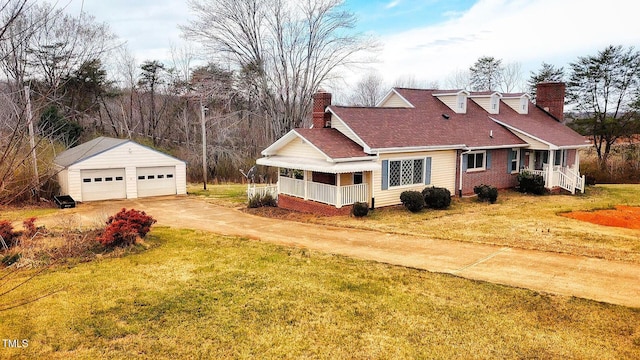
329,89,527,151
295,128,370,159
54,136,129,167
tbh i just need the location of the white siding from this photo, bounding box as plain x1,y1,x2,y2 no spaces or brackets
379,93,411,108
470,96,499,114
331,116,366,148
434,94,466,114
372,150,457,207
65,142,186,202
511,132,550,150
502,98,528,114
56,167,69,195
278,137,326,159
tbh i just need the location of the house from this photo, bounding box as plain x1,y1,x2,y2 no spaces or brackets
55,136,187,202
256,82,591,214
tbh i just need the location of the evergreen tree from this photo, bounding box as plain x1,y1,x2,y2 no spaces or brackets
567,45,640,166
528,62,564,99
469,56,503,91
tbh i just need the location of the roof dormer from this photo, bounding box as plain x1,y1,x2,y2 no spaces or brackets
469,91,502,114
377,88,414,108
433,90,469,114
502,93,531,114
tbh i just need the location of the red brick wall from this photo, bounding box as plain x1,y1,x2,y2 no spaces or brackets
278,194,352,216
455,149,519,196
566,149,576,168
312,91,332,129
536,82,565,121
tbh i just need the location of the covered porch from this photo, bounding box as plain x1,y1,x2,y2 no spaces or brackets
521,149,585,194
256,156,379,208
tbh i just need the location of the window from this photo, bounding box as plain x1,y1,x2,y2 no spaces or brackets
94,177,102,182
554,150,567,167
147,175,155,179
509,149,520,173
353,172,363,185
115,176,123,181
166,174,174,179
138,175,145,180
83,178,91,183
105,177,113,182
389,159,424,187
467,151,485,171
158,174,164,179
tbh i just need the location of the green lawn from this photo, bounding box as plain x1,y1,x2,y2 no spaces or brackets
0,207,58,222
1,228,640,359
187,183,247,207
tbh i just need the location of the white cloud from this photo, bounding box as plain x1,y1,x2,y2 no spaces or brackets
369,0,640,88
385,0,401,10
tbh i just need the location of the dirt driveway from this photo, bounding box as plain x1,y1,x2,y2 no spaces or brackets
43,195,640,308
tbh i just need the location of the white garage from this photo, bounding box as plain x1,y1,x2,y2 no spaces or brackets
55,137,187,202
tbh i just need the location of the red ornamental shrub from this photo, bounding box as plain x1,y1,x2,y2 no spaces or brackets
23,217,37,238
97,208,156,246
0,220,15,243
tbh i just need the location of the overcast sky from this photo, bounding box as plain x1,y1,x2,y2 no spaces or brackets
62,0,639,92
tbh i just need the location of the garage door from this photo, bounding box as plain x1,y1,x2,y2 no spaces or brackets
81,169,126,201
136,166,176,197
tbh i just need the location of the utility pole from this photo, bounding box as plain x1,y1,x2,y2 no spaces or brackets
24,85,39,194
200,98,208,190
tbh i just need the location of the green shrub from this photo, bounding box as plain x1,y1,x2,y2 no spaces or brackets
517,171,546,195
474,184,498,204
422,186,452,209
400,191,425,213
248,193,278,208
351,202,369,217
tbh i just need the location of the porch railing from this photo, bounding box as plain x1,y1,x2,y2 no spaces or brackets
341,183,368,206
247,184,278,199
279,176,305,198
307,182,336,205
278,176,368,207
522,166,585,194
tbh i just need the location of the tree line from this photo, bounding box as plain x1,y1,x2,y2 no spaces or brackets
1,0,638,204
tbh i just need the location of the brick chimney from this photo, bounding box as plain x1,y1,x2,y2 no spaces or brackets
536,82,565,121
312,90,332,128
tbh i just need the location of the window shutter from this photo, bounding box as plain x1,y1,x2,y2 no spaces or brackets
462,154,468,171
381,160,389,190
507,150,513,173
486,151,492,169
424,157,432,185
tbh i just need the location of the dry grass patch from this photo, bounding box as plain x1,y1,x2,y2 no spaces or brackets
289,185,640,263
1,227,639,359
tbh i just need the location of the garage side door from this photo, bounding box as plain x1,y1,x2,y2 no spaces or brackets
136,166,176,197
81,169,126,202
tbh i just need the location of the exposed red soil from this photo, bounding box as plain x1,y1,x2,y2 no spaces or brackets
562,206,640,229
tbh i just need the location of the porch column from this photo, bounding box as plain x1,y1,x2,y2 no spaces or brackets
335,173,342,208
574,150,580,170
303,171,308,200
547,150,555,188
277,168,281,194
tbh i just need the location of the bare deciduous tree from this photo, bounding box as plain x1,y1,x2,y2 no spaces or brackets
182,0,377,141
348,71,386,106
499,62,524,93
443,69,470,90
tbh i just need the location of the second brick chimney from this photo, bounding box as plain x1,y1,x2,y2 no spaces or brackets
312,90,332,129
536,82,565,121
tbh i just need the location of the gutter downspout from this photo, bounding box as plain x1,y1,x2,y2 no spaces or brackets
459,148,471,197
